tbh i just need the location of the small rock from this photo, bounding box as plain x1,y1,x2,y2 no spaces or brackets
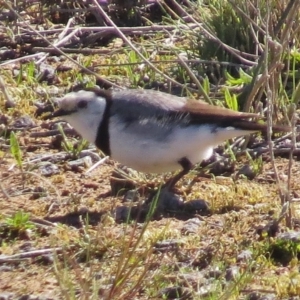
278,231,300,242
181,218,203,235
37,62,56,84
34,254,54,265
178,272,206,287
256,221,280,238
110,169,137,196
123,189,140,203
79,150,101,162
196,283,218,297
0,266,13,272
56,64,73,72
0,47,16,60
0,293,14,300
18,296,30,300
0,114,9,125
47,86,61,96
183,199,210,214
225,266,240,281
114,205,141,222
206,267,222,279
154,239,184,253
83,182,98,189
235,164,257,180
247,292,261,300
115,206,130,222
19,241,33,252
39,163,60,176
202,156,235,176
36,87,62,97
78,206,89,213
5,100,16,109
68,156,92,169
237,249,252,262
30,186,47,200
12,115,35,129
247,292,277,300
155,189,184,212
61,190,70,196
158,286,192,299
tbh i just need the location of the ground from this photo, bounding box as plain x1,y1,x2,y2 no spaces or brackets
1,127,300,299
1,1,300,299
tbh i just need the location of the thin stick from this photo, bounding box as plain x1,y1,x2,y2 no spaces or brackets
91,0,202,93
2,1,120,89
85,156,109,174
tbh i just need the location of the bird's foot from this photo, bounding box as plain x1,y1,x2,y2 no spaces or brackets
145,187,184,217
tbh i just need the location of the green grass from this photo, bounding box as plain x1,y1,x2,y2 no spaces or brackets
0,0,299,298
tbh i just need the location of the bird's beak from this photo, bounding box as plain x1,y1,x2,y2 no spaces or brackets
35,105,75,120
46,108,74,119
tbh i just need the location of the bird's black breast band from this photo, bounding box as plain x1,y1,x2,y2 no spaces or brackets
95,98,112,156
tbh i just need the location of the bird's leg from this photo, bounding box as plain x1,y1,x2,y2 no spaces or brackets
146,157,193,204
164,157,193,190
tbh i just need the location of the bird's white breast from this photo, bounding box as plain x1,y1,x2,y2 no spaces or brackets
108,115,256,173
108,120,211,173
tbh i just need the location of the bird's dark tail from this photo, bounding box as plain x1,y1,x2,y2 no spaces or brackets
231,120,291,133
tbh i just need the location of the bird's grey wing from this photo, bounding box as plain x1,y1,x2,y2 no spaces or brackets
97,88,289,132
109,93,190,142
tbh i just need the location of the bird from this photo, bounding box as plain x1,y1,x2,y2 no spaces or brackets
43,87,290,190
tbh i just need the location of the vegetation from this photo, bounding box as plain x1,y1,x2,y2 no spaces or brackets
0,0,300,299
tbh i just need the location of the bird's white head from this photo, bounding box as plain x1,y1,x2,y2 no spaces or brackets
54,90,107,143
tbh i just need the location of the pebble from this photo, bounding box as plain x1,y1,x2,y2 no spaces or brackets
237,249,253,262
115,206,130,222
178,272,206,286
247,292,276,300
154,189,184,212
37,62,56,84
34,254,54,265
19,241,33,251
68,156,92,169
183,199,210,214
31,186,47,200
0,47,16,60
158,286,192,299
196,283,218,297
12,115,35,129
0,293,14,300
123,189,140,203
154,239,184,253
181,218,203,235
278,231,300,242
0,266,13,272
235,164,257,180
39,163,60,176
225,266,240,281
206,266,222,279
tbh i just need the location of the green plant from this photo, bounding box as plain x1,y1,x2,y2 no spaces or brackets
268,238,300,266
124,49,142,86
223,87,238,111
0,211,35,238
10,131,23,171
57,124,89,158
17,61,36,85
5,211,33,229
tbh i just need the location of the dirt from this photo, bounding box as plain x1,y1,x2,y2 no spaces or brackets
1,123,300,299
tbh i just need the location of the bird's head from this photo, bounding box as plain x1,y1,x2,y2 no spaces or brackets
47,90,108,143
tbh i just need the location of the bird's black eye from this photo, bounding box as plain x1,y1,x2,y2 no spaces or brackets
77,100,87,109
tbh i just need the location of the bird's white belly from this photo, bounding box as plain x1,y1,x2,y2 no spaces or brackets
109,124,216,173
